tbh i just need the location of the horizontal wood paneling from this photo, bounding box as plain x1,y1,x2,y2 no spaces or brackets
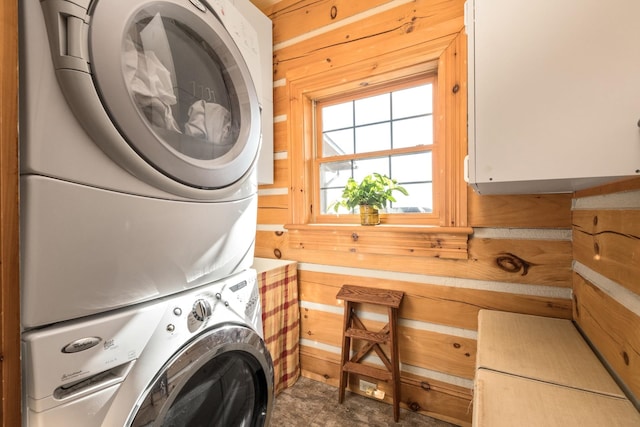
298,270,571,331
467,237,572,287
273,0,464,80
269,0,395,43
573,176,640,198
273,86,287,119
572,183,640,407
399,371,473,426
251,0,284,15
468,190,572,228
573,273,640,400
256,230,572,286
301,307,475,378
573,209,640,295
272,121,288,153
257,207,289,225
286,224,471,260
257,193,288,209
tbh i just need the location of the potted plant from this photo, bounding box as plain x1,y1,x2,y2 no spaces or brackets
329,173,408,225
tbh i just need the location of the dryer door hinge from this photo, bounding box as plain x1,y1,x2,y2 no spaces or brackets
41,0,91,72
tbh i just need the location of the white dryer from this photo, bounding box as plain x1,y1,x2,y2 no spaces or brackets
22,269,274,426
19,0,272,329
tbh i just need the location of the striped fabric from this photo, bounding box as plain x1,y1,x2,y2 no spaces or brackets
258,263,300,395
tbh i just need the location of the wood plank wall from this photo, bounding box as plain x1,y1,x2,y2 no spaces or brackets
253,1,574,425
0,0,21,426
572,178,640,408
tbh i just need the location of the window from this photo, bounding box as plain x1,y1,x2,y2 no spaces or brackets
284,32,470,258
316,76,436,222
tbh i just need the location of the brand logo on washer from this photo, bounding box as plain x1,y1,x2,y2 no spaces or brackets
189,0,207,12
61,337,102,353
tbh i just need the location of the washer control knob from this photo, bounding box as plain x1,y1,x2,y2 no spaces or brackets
192,299,212,322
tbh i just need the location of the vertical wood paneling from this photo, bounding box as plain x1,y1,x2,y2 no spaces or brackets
0,1,21,426
439,31,468,227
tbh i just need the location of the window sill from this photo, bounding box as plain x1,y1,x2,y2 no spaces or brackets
283,224,473,260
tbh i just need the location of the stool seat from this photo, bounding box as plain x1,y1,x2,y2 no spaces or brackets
336,284,404,422
336,285,403,308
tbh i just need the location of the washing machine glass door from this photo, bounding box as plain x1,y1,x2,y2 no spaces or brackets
91,0,260,189
129,324,273,426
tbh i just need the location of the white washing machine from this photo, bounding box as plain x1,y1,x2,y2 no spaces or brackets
19,0,272,329
22,269,274,426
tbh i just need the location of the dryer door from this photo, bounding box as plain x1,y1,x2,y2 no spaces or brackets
128,324,274,426
40,0,260,194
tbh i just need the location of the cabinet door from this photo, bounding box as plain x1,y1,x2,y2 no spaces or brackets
467,0,640,194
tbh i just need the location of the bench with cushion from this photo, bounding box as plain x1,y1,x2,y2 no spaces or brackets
473,310,640,426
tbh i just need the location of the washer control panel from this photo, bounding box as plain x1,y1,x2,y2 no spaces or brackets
186,270,259,332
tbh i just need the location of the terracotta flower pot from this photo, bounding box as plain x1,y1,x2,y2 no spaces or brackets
359,205,380,225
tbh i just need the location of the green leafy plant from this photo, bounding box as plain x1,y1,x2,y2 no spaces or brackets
329,173,409,212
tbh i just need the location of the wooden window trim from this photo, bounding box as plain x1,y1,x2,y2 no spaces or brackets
285,31,469,259
314,75,439,224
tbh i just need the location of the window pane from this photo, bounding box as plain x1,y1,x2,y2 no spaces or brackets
321,187,349,214
320,161,352,187
393,116,433,149
387,182,433,213
391,152,432,183
322,102,353,131
323,129,354,156
355,123,390,153
392,84,432,119
317,78,437,218
355,93,389,125
353,157,389,182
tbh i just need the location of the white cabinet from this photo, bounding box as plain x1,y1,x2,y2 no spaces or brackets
466,0,640,194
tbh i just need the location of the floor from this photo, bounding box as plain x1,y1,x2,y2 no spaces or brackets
270,376,459,427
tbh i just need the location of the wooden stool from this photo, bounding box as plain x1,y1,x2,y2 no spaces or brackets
336,284,404,422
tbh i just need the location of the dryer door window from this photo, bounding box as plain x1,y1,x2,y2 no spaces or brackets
91,0,261,189
129,325,273,426
124,12,239,160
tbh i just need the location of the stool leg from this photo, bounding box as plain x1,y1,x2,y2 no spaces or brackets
338,301,353,403
389,306,401,422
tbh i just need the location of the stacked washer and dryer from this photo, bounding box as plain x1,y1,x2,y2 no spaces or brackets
19,0,274,425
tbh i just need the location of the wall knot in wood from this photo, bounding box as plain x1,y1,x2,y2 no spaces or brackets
496,252,532,276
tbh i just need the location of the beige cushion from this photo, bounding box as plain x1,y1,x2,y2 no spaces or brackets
477,310,624,397
473,369,640,427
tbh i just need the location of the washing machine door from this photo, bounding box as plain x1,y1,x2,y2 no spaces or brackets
40,0,260,195
128,324,274,426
